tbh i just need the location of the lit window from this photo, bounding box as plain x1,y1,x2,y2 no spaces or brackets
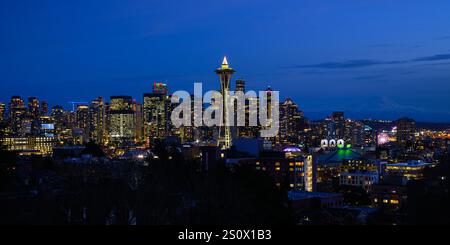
390,199,399,204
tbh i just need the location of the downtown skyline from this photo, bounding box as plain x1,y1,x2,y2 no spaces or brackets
1,0,450,121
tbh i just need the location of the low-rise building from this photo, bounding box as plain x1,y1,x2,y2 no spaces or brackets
385,160,435,180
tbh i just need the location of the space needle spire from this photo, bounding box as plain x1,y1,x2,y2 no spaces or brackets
215,56,235,149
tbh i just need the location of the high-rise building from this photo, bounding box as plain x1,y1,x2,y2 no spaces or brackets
235,78,245,92
396,117,415,147
134,101,143,144
143,85,169,146
260,86,277,148
109,96,135,147
40,100,49,116
8,96,27,136
27,97,40,119
215,56,235,149
0,102,5,122
279,98,303,145
89,97,106,145
51,105,65,139
27,97,41,135
331,111,345,140
76,105,89,143
348,121,365,147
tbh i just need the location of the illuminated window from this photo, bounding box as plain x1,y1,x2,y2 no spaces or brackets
374,198,378,203
390,199,399,204
383,199,388,203
275,167,281,171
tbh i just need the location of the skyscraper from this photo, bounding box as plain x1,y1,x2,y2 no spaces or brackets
215,56,235,149
331,111,345,140
40,100,49,116
396,117,416,147
143,83,169,146
109,96,135,147
28,97,40,135
76,105,89,143
89,97,106,145
134,101,143,144
51,105,65,139
0,102,5,122
27,97,40,119
279,98,303,145
235,78,245,93
9,96,26,136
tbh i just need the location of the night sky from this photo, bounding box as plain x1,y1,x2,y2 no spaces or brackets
1,0,450,121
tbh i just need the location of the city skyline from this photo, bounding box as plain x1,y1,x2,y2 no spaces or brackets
1,1,450,121
2,1,450,227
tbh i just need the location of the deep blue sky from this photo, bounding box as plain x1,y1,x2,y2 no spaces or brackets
1,0,450,121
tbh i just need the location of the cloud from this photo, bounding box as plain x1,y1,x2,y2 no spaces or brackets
414,62,450,67
353,74,388,80
413,53,450,62
293,60,402,69
289,52,450,70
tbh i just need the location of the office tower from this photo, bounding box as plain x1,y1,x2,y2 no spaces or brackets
76,105,89,143
104,102,110,145
237,95,260,138
234,78,246,139
89,97,106,145
215,56,235,149
235,78,245,92
168,94,196,143
349,121,364,147
396,117,415,147
134,101,143,144
27,97,40,119
8,96,27,136
51,105,65,138
143,83,169,146
109,96,135,147
260,86,277,148
279,98,303,145
40,100,49,116
0,102,5,122
331,111,345,139
27,97,41,135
